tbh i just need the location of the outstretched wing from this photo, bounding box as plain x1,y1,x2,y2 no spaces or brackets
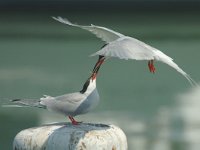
52,16,124,43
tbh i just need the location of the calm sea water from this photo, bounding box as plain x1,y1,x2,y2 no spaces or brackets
0,12,200,150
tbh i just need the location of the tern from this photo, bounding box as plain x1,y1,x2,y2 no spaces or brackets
53,17,196,86
3,67,101,125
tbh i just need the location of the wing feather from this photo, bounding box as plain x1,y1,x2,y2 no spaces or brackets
52,16,124,43
155,50,197,86
91,37,155,60
40,92,86,115
54,92,85,104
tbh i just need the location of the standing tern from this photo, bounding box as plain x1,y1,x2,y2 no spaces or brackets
4,67,101,125
52,17,196,86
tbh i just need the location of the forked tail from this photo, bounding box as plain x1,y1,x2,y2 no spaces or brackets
2,98,46,109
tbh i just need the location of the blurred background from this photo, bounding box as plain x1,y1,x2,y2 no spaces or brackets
0,0,200,149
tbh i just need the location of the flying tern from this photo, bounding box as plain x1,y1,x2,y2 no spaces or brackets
53,17,196,86
3,67,102,125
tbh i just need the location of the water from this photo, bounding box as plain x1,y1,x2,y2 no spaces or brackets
0,12,200,149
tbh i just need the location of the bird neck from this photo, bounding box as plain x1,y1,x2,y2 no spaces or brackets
85,79,96,96
80,79,96,95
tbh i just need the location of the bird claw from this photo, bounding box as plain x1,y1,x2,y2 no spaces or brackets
72,120,82,125
68,116,82,125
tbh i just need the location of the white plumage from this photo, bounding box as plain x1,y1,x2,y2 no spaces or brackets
39,78,99,116
53,17,196,86
3,75,100,125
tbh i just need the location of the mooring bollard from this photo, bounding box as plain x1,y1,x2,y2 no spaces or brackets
13,122,127,150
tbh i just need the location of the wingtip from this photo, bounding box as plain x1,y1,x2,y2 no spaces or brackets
52,16,60,21
184,74,199,87
89,53,97,57
52,16,74,26
51,16,56,19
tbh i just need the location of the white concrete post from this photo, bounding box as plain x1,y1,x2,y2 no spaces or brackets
13,123,127,150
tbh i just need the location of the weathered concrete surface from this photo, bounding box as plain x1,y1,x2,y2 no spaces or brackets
13,122,127,150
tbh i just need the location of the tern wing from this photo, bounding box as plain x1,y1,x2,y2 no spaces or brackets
40,92,86,115
54,92,86,104
52,16,124,43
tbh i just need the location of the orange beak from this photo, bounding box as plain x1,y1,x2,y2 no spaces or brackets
91,56,105,81
93,57,105,74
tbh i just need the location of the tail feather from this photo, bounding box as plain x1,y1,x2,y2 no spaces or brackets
2,104,29,108
2,98,46,109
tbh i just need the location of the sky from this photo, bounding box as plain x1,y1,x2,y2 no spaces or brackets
0,0,200,12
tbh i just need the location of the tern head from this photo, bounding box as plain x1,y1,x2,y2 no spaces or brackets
80,56,103,94
80,74,97,94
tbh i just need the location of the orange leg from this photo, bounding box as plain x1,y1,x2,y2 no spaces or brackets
148,61,152,72
68,116,80,125
148,60,156,73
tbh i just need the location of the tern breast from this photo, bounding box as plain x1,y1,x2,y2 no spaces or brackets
74,88,100,116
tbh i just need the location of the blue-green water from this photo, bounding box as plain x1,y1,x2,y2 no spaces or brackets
0,12,200,150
